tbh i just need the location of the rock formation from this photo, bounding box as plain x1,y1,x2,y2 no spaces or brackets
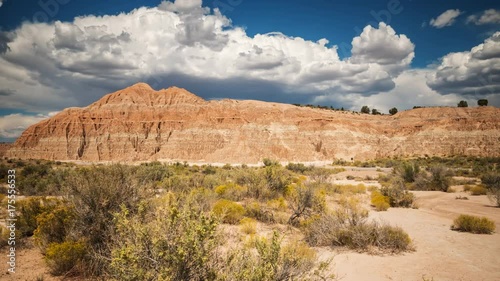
6,83,500,163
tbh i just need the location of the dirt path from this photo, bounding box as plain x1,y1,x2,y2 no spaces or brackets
327,191,500,281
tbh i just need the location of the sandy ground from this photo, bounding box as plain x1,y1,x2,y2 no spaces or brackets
1,181,499,281
327,190,500,281
0,239,59,281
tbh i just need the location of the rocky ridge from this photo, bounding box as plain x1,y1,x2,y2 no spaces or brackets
6,83,500,163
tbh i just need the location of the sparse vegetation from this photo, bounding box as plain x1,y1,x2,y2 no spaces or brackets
4,156,497,279
477,99,488,106
469,185,487,196
481,172,500,207
371,190,390,211
304,198,412,253
451,215,495,234
361,105,370,114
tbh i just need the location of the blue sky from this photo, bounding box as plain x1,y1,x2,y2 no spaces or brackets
0,0,499,141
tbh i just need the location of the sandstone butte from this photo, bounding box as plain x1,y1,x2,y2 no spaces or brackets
6,83,500,163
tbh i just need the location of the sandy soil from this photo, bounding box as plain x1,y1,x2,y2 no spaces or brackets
326,190,500,281
2,184,499,281
0,239,59,281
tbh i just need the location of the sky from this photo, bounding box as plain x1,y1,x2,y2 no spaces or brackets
0,0,499,142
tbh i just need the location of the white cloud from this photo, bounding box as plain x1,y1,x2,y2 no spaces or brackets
467,9,500,25
0,113,54,139
0,0,498,141
313,69,472,113
430,9,462,28
0,1,415,113
350,22,414,76
426,32,500,97
0,1,3,8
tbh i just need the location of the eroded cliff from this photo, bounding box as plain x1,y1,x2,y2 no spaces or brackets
7,83,500,163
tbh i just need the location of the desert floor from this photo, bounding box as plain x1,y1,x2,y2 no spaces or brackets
1,171,499,281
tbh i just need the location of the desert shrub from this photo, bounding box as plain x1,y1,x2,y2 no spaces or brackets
469,185,487,195
451,215,495,234
34,204,75,251
245,201,275,223
0,225,9,248
110,204,219,281
380,179,415,208
264,165,292,194
287,183,326,225
161,174,192,192
304,199,412,253
235,169,269,200
463,185,473,192
375,224,412,252
17,163,53,195
481,172,500,207
63,164,150,275
371,190,390,211
202,165,217,175
186,187,217,212
429,166,452,192
213,199,245,224
135,162,172,185
286,162,311,173
221,231,325,281
396,162,420,183
306,168,333,184
45,241,86,275
240,217,257,235
266,197,288,211
263,158,280,167
214,182,247,201
17,197,61,237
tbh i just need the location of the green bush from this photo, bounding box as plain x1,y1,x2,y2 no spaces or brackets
470,185,487,196
244,201,275,223
481,172,500,207
45,241,86,275
221,232,327,281
212,199,245,224
429,166,452,192
63,164,150,275
263,158,280,167
380,179,415,208
110,205,218,281
34,204,75,251
371,190,390,211
304,199,412,253
214,182,247,201
0,225,9,248
286,162,311,173
17,197,60,237
396,162,420,183
264,165,292,194
452,215,495,234
240,217,257,235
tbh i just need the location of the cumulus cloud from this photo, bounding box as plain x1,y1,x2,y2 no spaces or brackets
0,0,415,114
467,9,500,25
350,23,414,76
312,69,475,113
426,32,500,97
0,113,57,139
430,9,462,28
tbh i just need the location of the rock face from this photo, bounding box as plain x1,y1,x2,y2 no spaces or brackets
7,83,500,163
